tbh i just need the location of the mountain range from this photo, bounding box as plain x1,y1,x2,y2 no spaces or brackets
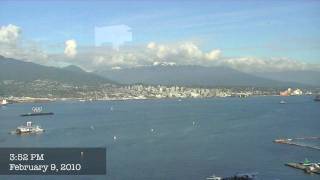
254,71,320,87
96,65,307,87
0,56,114,86
1,56,318,88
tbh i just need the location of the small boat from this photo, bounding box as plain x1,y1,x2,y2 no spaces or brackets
234,172,258,179
280,100,287,104
15,121,44,134
206,175,222,180
20,112,54,117
206,172,258,180
314,95,320,101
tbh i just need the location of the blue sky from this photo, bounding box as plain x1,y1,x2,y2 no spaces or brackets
0,0,319,67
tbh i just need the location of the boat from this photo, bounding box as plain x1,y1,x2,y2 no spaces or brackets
315,95,320,101
1,99,8,105
280,100,287,104
206,175,222,180
231,172,258,179
21,106,54,116
20,112,54,117
206,172,258,180
15,121,44,134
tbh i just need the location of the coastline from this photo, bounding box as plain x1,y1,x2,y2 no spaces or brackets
1,94,316,105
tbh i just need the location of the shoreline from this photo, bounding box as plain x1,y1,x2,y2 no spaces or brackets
1,94,316,104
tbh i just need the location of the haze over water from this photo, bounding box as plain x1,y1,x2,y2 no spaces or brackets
1,96,319,180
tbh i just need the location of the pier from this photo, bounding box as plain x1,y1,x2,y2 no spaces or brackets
285,162,320,174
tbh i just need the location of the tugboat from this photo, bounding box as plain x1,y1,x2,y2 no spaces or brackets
15,121,44,134
314,95,320,101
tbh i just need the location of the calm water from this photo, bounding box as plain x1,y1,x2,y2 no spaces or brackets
0,96,319,180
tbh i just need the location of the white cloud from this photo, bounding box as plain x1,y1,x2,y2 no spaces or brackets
64,39,77,58
146,42,221,63
0,24,21,44
179,42,203,59
204,49,221,61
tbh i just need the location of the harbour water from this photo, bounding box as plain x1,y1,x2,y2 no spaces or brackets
0,96,319,179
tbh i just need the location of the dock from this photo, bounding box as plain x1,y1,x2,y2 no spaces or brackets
285,162,320,174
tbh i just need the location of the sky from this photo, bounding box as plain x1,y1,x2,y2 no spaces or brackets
0,0,320,72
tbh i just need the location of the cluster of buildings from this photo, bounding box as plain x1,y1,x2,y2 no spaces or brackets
1,79,317,102
121,85,231,98
81,84,304,100
280,88,304,96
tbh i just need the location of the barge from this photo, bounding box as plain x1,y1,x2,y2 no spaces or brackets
20,112,54,117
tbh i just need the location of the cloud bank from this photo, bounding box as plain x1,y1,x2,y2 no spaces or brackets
147,42,221,61
1,24,319,73
219,57,320,73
